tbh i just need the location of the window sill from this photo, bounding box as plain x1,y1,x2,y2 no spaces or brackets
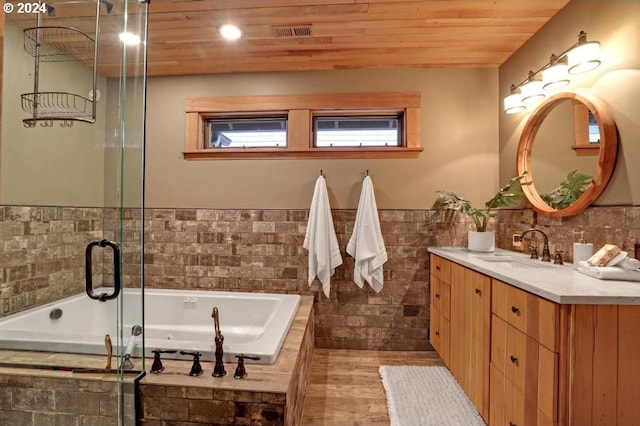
571,143,600,156
183,147,423,160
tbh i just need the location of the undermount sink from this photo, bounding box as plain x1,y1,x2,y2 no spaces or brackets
473,254,556,269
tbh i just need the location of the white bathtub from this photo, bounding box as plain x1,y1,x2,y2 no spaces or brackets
0,288,301,365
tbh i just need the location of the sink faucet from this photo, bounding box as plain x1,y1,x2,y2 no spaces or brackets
211,307,226,377
520,228,551,262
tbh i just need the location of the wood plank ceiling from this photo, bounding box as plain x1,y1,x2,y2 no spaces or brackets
6,0,570,77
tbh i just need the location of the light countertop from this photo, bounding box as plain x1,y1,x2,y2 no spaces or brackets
428,247,640,305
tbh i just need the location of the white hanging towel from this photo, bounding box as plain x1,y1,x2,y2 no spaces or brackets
303,176,343,297
347,176,387,293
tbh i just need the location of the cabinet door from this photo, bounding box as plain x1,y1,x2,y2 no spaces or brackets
450,263,490,421
468,268,491,419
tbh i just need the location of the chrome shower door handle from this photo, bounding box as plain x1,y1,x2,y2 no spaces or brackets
85,239,121,302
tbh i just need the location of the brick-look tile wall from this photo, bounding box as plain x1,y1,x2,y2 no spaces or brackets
144,208,450,351
0,206,142,317
497,206,640,262
0,206,104,317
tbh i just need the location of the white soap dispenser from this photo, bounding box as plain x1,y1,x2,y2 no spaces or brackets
573,230,594,265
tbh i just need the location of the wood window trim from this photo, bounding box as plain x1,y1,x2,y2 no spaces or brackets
571,100,600,156
183,92,423,160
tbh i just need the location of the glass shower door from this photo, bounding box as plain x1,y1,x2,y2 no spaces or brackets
0,0,148,424
99,0,149,423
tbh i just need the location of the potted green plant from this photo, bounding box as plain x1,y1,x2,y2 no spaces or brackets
434,172,529,252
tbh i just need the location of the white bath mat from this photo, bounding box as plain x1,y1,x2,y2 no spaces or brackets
379,365,486,426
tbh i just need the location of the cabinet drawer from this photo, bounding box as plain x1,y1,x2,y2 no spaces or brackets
491,315,558,423
489,363,525,426
429,306,449,365
430,254,451,283
429,275,450,319
492,279,559,351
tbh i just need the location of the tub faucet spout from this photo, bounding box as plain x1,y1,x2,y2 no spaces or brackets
520,228,551,262
212,307,226,377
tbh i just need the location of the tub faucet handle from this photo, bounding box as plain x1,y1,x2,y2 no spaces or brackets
180,351,203,376
234,354,261,379
150,349,177,374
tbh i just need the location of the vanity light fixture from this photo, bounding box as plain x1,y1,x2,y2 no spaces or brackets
504,30,601,114
503,84,526,114
541,54,570,91
520,71,546,106
567,31,601,74
220,24,242,41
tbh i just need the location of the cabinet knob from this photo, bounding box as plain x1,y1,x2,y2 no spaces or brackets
435,293,440,299
436,266,441,271
509,422,517,426
511,305,520,314
510,355,518,364
475,288,481,295
435,331,440,336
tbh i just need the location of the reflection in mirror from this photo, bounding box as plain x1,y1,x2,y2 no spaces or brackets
516,92,618,217
531,98,597,208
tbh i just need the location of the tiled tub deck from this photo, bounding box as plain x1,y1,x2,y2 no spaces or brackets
0,295,315,426
138,295,315,425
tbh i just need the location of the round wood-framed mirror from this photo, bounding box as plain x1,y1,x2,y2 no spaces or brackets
516,91,618,217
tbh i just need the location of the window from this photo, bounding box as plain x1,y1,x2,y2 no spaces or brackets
184,92,422,159
313,115,402,148
207,117,288,148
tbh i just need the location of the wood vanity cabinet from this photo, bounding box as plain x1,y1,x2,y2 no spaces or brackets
429,254,640,426
429,255,490,421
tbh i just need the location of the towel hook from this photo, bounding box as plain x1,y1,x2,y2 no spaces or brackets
365,169,369,176
320,169,323,177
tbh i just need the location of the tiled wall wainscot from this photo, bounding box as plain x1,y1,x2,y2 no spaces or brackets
143,208,447,351
497,206,640,263
0,206,142,317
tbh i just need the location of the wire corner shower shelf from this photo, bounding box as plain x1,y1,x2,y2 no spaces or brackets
20,1,105,126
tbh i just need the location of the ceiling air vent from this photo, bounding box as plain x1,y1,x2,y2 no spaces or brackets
272,25,313,38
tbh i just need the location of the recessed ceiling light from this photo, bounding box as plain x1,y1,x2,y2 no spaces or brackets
119,32,141,46
220,24,242,41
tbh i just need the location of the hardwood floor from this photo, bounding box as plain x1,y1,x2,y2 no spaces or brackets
300,349,445,425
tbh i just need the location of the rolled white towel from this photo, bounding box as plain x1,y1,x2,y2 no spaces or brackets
619,257,640,271
577,261,640,281
605,251,640,270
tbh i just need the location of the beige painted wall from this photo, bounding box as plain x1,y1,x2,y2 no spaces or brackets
499,0,640,206
146,68,499,209
0,21,145,208
1,22,107,206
